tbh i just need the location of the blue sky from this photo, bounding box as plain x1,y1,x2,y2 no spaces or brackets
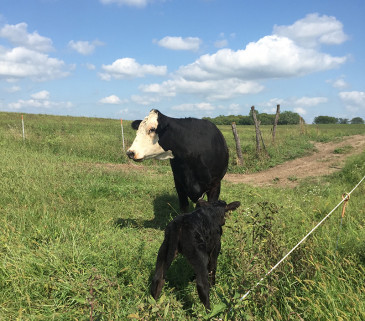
1,0,364,123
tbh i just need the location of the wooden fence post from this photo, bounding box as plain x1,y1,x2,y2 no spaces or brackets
231,122,243,166
272,104,280,143
251,106,261,153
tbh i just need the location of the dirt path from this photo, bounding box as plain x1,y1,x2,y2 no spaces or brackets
224,134,365,188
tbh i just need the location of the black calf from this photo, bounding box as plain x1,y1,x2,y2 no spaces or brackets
150,200,240,309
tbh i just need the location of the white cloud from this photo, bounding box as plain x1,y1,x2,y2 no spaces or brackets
85,63,96,70
4,85,21,93
0,22,53,52
129,14,348,109
100,57,167,80
0,46,70,81
130,94,161,106
140,77,263,101
328,77,348,89
31,90,50,100
261,96,328,114
294,96,328,106
156,36,202,51
99,0,151,8
172,102,216,111
214,39,228,48
273,13,348,48
68,40,104,55
99,95,123,104
177,35,347,82
8,91,72,110
293,107,307,115
339,91,365,112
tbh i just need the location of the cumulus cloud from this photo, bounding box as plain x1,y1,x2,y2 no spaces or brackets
171,102,215,111
99,95,123,104
140,77,263,101
0,46,70,81
136,14,348,104
293,107,307,115
0,22,53,52
68,40,104,55
4,85,21,93
328,77,348,89
273,13,348,48
156,36,202,51
8,91,72,110
100,57,167,80
99,0,151,8
31,90,50,100
130,94,161,106
261,96,328,115
177,35,347,82
339,91,365,112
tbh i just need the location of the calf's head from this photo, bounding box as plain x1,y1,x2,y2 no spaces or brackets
196,200,241,225
126,109,174,161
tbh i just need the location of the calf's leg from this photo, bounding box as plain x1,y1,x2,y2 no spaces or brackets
208,242,221,286
185,249,211,310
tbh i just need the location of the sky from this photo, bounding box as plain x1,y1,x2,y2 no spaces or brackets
1,0,365,123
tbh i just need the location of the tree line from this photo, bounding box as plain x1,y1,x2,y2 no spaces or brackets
204,110,301,125
204,110,364,125
313,116,364,124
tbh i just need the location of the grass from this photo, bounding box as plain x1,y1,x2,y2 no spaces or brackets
0,111,364,320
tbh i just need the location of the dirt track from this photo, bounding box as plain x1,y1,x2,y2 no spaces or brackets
224,134,365,188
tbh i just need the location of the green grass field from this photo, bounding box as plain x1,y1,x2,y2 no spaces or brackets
0,112,364,320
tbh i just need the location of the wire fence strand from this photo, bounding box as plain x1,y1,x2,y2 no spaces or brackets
240,174,365,301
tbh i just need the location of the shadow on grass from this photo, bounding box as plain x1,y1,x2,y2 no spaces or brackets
114,193,194,230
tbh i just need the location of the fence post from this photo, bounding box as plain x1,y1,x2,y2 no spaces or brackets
231,122,243,166
121,118,125,152
272,104,280,143
21,114,25,141
251,106,261,153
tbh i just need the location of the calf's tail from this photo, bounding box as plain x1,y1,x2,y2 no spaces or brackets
150,222,180,299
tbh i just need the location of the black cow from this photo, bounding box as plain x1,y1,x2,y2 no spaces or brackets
150,200,240,310
127,109,229,212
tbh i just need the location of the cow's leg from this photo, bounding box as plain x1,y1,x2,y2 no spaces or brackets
185,249,211,310
207,181,221,202
170,159,189,212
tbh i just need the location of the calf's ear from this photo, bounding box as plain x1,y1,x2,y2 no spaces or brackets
131,120,142,130
225,201,241,212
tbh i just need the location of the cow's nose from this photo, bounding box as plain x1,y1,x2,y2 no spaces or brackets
126,150,135,159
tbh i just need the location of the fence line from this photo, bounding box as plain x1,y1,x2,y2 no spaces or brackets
239,174,365,301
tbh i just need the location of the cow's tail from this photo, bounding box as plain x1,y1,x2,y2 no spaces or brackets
151,221,180,299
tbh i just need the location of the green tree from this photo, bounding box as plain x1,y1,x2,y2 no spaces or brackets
313,116,338,124
351,117,364,124
337,118,349,124
278,111,301,125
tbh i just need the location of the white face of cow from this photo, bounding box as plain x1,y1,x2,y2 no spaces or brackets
127,110,174,161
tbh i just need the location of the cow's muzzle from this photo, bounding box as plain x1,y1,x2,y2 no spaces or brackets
126,150,135,159
126,150,143,162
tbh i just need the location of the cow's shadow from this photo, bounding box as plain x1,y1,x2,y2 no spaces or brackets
114,194,194,230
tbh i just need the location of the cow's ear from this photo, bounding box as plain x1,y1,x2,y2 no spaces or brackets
131,120,142,130
225,201,240,212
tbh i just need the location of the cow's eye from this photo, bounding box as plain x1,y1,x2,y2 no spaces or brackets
149,127,156,134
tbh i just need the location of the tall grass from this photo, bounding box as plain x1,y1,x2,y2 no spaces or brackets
0,112,364,320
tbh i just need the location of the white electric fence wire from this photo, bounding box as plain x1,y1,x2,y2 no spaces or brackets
240,174,365,301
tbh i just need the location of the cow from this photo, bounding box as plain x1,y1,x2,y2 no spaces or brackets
127,109,229,212
150,200,241,310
